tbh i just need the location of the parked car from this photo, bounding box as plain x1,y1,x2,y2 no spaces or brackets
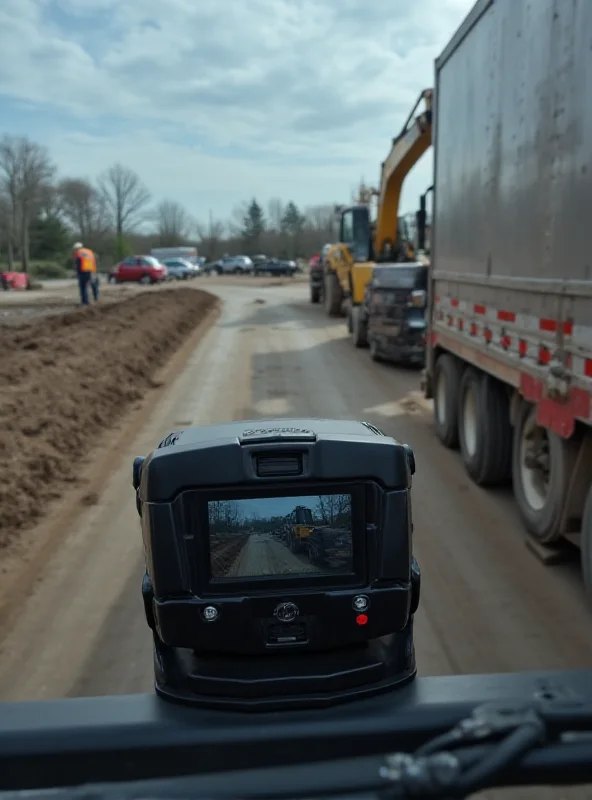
162,258,199,280
204,255,254,275
151,247,198,265
108,256,168,285
254,258,297,277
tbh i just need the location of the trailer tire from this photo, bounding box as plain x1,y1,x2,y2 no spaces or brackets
580,484,592,594
512,401,579,544
351,305,368,348
324,272,342,317
458,369,512,486
433,353,462,449
310,285,321,304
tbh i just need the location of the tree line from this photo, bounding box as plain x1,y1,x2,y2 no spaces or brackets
314,494,352,528
208,495,351,536
0,134,340,276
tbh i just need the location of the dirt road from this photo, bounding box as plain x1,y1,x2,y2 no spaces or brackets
2,280,592,708
227,533,320,577
0,289,217,543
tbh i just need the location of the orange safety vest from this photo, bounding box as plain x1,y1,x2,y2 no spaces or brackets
76,247,96,273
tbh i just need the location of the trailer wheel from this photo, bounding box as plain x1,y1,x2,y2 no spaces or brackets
580,484,592,594
310,285,321,303
458,369,512,485
433,353,462,449
351,305,368,348
512,401,578,544
324,272,342,317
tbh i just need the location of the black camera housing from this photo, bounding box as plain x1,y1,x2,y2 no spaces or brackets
134,418,420,710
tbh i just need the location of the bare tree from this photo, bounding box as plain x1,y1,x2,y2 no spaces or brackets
60,178,111,246
0,139,22,270
304,204,337,236
0,193,13,267
226,201,249,238
315,494,351,527
196,214,225,261
37,183,64,221
267,197,285,232
0,193,15,268
0,135,55,271
98,163,151,238
154,199,192,246
20,142,56,271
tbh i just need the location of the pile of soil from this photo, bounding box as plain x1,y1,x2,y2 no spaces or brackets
0,288,217,547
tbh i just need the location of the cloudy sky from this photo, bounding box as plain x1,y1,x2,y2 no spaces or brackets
0,0,474,227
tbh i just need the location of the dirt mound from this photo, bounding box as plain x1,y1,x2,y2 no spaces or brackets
0,288,217,547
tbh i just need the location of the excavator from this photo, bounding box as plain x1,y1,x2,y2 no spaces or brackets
320,89,433,345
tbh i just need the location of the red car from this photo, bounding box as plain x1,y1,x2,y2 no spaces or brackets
108,256,168,285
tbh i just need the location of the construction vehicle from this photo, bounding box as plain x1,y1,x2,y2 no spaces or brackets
320,90,433,348
423,0,592,588
286,505,315,554
364,262,429,366
415,185,433,263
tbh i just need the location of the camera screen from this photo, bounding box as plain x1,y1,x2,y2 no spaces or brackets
207,493,353,580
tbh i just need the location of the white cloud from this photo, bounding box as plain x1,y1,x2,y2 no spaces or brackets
0,0,475,222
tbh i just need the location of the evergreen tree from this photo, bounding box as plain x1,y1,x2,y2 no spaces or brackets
280,201,306,257
29,214,69,260
280,201,305,236
242,198,265,249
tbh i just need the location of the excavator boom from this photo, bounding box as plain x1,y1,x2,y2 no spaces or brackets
316,88,433,325
375,89,433,260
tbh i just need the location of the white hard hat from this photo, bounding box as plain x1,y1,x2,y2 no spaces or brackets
73,241,83,251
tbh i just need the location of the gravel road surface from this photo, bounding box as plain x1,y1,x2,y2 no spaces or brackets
228,533,320,577
1,280,592,707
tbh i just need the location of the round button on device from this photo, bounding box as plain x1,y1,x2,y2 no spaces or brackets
202,606,219,622
352,595,369,612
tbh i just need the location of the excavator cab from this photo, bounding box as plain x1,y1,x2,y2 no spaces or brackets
288,505,315,554
339,205,372,264
334,205,376,310
321,205,375,319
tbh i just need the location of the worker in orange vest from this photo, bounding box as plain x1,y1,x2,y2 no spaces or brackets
73,242,99,305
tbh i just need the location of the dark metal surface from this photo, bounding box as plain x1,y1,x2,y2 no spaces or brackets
434,0,592,287
1,670,592,790
3,743,592,800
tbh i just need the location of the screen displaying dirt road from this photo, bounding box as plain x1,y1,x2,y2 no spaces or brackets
208,494,353,579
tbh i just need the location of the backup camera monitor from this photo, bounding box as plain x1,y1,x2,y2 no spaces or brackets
207,492,353,581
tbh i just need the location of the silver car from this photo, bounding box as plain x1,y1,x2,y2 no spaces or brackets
163,258,199,280
206,256,253,275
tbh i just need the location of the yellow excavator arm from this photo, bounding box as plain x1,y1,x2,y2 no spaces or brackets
374,89,433,260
